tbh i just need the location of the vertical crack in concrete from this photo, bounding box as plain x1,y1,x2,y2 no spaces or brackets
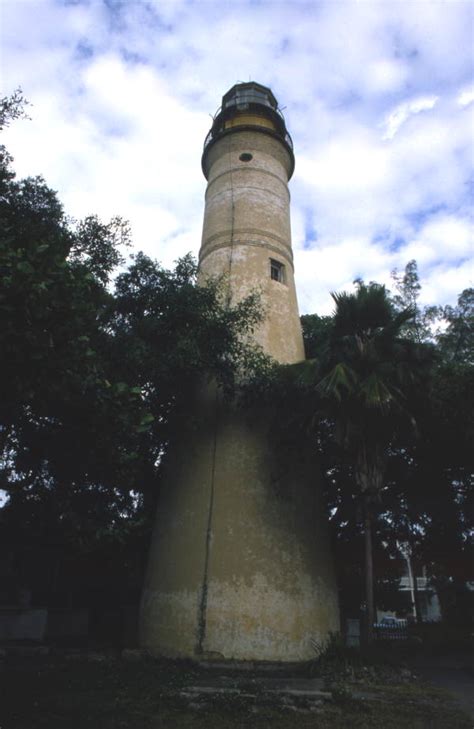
196,139,234,657
195,388,220,655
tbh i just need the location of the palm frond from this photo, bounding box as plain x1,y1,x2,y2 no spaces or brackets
358,373,394,411
317,362,357,401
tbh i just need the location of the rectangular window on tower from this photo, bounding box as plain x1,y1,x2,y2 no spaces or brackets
270,258,285,283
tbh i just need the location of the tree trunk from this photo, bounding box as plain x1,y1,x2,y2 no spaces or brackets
364,503,375,645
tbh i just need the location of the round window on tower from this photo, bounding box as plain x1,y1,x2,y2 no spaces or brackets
239,153,253,162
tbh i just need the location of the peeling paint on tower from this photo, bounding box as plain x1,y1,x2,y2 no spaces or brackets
139,82,340,662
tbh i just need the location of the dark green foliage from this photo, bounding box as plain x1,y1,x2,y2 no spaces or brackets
300,313,333,359
0,88,29,130
312,283,432,638
299,282,430,504
390,259,441,343
383,279,473,624
299,265,473,627
0,92,264,581
436,287,473,364
0,167,142,548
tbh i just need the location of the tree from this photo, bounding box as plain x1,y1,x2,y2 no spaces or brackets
300,313,334,359
287,282,434,642
0,88,29,130
317,283,429,640
0,91,264,578
298,267,472,633
391,259,441,343
382,284,473,624
0,166,137,537
436,287,473,364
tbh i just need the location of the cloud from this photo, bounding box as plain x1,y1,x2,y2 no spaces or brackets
404,215,473,265
1,0,473,315
458,87,474,107
382,96,439,140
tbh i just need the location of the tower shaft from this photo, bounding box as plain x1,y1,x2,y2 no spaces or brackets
200,129,303,363
139,84,339,661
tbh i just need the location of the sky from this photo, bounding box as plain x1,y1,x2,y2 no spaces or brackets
1,0,473,315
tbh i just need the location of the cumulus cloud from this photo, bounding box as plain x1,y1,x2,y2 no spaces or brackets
1,0,473,314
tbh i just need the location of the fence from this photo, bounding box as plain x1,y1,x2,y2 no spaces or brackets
374,620,409,641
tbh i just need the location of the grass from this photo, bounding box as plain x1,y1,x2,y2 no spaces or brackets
1,653,471,729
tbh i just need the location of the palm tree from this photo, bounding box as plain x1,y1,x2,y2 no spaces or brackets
314,282,425,643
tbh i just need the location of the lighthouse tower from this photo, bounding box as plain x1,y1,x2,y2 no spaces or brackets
139,83,339,662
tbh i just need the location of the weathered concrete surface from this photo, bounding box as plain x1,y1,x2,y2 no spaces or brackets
140,94,340,661
141,390,339,660
199,130,303,363
178,675,332,715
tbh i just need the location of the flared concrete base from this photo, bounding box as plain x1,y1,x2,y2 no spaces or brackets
139,388,340,662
